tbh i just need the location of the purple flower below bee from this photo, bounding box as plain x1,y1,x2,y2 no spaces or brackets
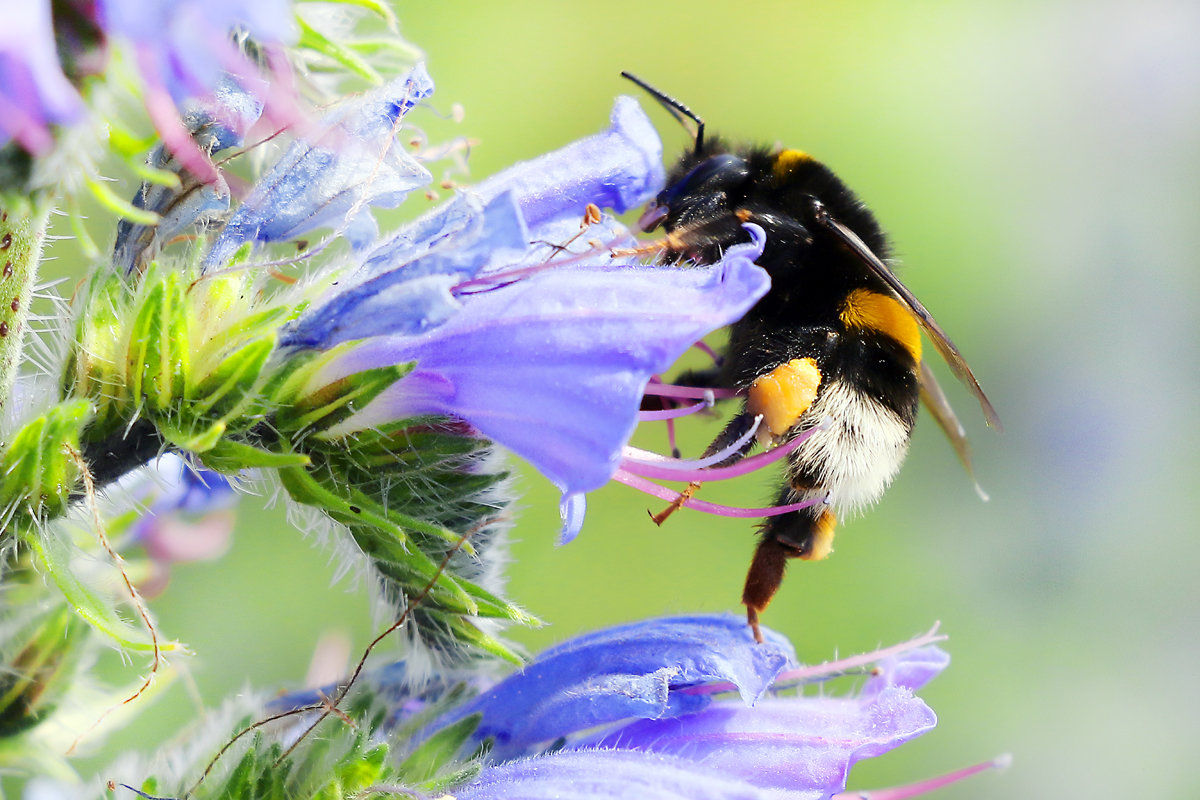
417,616,960,800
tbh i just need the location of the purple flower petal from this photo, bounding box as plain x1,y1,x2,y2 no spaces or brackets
114,78,262,273
558,492,587,545
204,65,434,269
475,96,664,230
0,0,85,154
436,615,793,760
98,0,296,104
132,453,237,543
454,750,771,800
862,644,951,695
322,227,770,496
589,687,938,799
282,192,530,348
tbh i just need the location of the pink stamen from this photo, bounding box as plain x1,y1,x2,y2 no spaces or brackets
642,383,740,401
622,422,820,482
773,622,947,687
612,468,825,519
452,247,603,295
454,227,641,296
637,396,713,422
691,339,723,366
138,49,220,185
683,623,946,697
832,755,1011,800
624,414,759,469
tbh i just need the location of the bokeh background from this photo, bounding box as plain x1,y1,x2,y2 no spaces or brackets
45,1,1200,797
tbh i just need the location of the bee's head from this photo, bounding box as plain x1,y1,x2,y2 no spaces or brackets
640,144,754,233
619,73,750,233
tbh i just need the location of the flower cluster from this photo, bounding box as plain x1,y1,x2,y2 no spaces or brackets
0,2,1004,798
108,617,1000,800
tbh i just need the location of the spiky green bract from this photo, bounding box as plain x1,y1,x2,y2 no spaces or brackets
0,547,171,783
118,684,482,800
58,256,532,661
0,195,50,411
0,399,90,531
64,261,294,460
262,344,534,664
0,603,87,738
0,595,90,783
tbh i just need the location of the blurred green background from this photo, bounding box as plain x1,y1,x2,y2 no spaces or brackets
46,1,1200,798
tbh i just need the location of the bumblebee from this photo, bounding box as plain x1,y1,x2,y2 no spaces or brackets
623,73,1000,641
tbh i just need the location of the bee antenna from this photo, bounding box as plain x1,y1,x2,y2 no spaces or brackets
620,71,706,156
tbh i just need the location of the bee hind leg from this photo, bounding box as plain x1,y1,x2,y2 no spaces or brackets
742,499,837,643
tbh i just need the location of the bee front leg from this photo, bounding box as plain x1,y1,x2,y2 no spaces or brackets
650,411,759,525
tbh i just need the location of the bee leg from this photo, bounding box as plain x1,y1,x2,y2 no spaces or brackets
649,481,700,525
743,497,837,643
651,411,760,525
743,537,796,643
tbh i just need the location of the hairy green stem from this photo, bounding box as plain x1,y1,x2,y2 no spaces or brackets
0,195,51,410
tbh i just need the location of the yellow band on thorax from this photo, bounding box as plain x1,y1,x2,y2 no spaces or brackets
838,288,922,361
772,149,813,181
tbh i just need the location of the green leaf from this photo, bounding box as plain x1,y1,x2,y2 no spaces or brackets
128,271,189,413
419,762,484,795
158,419,227,453
410,609,523,666
398,713,481,783
0,604,86,737
276,465,478,616
190,336,275,421
277,363,411,435
64,270,131,432
328,743,389,794
201,439,311,471
304,0,398,28
21,528,183,653
0,399,91,518
85,175,159,225
296,16,383,85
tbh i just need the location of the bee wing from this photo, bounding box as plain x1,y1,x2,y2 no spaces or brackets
813,208,1003,431
919,359,989,501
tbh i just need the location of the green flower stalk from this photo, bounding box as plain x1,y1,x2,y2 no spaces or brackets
0,197,50,411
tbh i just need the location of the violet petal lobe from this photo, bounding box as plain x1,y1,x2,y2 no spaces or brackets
324,227,770,496
452,749,771,800
558,492,587,545
203,65,434,270
434,615,793,761
590,686,938,799
99,0,296,103
475,96,664,230
281,192,529,348
862,644,951,696
0,0,85,154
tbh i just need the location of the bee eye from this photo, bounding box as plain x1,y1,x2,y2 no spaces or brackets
657,154,750,208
